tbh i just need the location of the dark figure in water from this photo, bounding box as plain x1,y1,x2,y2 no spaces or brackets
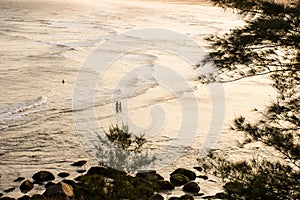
116,101,119,113
62,79,65,84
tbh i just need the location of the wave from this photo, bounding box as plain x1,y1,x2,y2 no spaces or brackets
0,96,47,130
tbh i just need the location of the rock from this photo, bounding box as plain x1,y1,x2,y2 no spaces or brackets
76,170,86,174
17,195,30,200
29,194,43,200
45,182,55,189
20,180,34,193
13,177,25,182
182,181,200,193
193,167,203,172
197,175,208,180
0,197,16,200
157,180,174,190
215,192,226,199
136,170,164,182
58,172,70,178
170,174,189,186
62,179,75,186
168,197,180,200
87,166,126,178
151,194,164,200
170,168,196,181
71,160,87,167
32,171,55,182
179,194,194,200
4,187,15,193
43,182,74,200
0,193,3,197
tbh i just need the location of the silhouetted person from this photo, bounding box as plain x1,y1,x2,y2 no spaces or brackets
119,101,122,112
115,101,119,113
62,79,65,84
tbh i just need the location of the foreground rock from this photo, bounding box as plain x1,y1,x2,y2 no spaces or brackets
19,180,34,193
182,181,200,193
43,182,74,200
32,171,55,182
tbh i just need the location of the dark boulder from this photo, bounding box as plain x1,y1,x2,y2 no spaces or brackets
197,175,208,180
170,168,196,181
20,180,34,193
4,187,15,193
193,167,203,172
169,197,180,200
76,170,86,174
87,166,126,178
215,192,226,199
45,181,55,189
62,179,75,186
58,172,70,178
179,194,194,200
13,177,25,182
170,174,189,186
17,195,30,200
0,197,16,200
71,160,87,167
136,170,164,182
151,194,164,200
32,171,55,182
182,181,200,193
43,182,74,200
157,180,174,190
29,194,43,200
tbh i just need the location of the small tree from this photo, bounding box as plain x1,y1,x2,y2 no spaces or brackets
199,0,300,199
97,124,155,172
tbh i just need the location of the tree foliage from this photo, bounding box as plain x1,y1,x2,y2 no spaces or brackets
199,0,300,199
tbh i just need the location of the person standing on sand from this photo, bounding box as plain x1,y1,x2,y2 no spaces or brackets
115,101,119,113
119,101,122,112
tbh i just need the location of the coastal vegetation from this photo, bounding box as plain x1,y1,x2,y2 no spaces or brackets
199,0,300,199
